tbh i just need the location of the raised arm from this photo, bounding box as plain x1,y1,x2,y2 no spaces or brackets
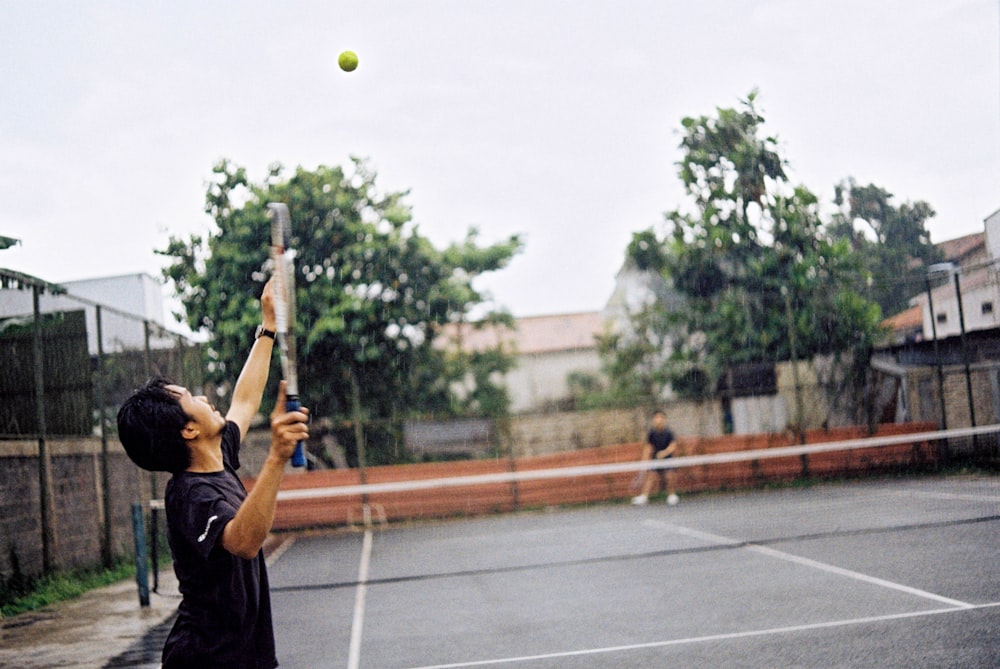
226,280,277,438
222,381,309,559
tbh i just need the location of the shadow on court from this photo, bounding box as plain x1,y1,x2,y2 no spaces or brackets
267,473,1000,669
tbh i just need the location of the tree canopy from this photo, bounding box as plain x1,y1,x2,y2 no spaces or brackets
160,158,523,464
829,178,941,318
601,91,890,419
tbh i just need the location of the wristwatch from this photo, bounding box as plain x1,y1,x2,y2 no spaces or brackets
255,325,276,341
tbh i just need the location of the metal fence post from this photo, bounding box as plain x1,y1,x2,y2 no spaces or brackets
96,305,113,568
150,498,164,594
32,285,56,573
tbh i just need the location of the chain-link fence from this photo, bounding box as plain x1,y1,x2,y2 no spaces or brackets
0,271,201,584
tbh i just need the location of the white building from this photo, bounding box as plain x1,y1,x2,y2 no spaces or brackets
0,273,171,354
909,212,1000,342
441,312,606,414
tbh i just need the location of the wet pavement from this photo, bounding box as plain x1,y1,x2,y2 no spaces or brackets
0,568,179,669
0,536,288,669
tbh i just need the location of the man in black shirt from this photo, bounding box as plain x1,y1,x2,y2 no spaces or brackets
632,410,678,506
117,280,309,668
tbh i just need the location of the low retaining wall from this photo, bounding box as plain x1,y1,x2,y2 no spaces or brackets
0,442,155,580
255,422,939,531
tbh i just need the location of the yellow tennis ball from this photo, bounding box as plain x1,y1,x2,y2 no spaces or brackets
338,50,359,72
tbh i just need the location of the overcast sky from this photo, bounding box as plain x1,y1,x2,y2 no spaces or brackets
1,1,998,322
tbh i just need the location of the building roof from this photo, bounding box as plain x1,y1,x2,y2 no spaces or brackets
0,267,65,294
882,304,922,331
886,230,991,334
440,312,605,355
938,232,984,265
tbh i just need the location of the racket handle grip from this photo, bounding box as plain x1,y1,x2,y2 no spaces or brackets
285,396,307,468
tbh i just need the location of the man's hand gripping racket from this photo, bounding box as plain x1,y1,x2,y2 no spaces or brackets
267,202,307,467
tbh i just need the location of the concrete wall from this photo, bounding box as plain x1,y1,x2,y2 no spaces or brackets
240,403,726,474
505,349,602,413
507,401,725,457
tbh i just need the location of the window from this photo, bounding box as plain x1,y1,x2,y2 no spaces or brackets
982,301,994,316
936,312,947,324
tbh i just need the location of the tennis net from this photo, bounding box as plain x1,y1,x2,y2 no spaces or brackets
266,424,1000,531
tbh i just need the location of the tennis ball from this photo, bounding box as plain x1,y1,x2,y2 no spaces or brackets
338,50,359,72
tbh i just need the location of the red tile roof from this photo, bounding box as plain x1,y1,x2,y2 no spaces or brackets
881,304,922,331
888,231,989,332
937,232,984,263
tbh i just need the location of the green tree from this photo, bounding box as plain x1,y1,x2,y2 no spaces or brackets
160,158,523,465
830,179,941,317
605,92,883,425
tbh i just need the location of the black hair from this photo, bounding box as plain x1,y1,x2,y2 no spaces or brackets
117,376,192,474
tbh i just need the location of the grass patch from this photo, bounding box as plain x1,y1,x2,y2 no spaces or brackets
1,559,136,619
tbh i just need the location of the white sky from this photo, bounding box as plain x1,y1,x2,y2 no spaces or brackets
1,0,998,321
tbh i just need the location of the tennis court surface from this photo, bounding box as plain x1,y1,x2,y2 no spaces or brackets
267,471,1000,668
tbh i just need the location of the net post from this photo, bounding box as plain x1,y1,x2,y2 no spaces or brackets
131,502,150,607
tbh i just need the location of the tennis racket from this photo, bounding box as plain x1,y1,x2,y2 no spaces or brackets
267,202,306,467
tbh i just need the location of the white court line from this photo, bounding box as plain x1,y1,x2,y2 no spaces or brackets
745,543,974,609
895,489,1000,503
644,519,975,609
404,603,1000,669
645,520,742,547
347,529,373,669
265,536,295,567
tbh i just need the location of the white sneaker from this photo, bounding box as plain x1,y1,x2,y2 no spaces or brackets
667,493,679,506
631,494,648,506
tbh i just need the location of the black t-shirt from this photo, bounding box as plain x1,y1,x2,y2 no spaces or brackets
162,421,277,669
648,427,675,456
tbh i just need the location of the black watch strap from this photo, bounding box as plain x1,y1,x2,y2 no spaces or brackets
255,325,276,341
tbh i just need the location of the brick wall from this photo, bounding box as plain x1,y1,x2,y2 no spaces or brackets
903,364,999,431
0,440,154,580
0,456,43,577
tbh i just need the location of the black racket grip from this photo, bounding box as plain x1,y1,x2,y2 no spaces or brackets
286,396,306,467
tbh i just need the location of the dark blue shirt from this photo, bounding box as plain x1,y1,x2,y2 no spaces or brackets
648,427,675,456
163,421,277,669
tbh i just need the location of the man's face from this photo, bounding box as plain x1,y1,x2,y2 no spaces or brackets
652,413,666,430
167,384,226,438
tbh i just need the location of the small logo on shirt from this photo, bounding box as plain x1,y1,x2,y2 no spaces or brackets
197,515,220,543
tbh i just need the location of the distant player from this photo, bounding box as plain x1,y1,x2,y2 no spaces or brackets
117,279,309,669
631,410,679,506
